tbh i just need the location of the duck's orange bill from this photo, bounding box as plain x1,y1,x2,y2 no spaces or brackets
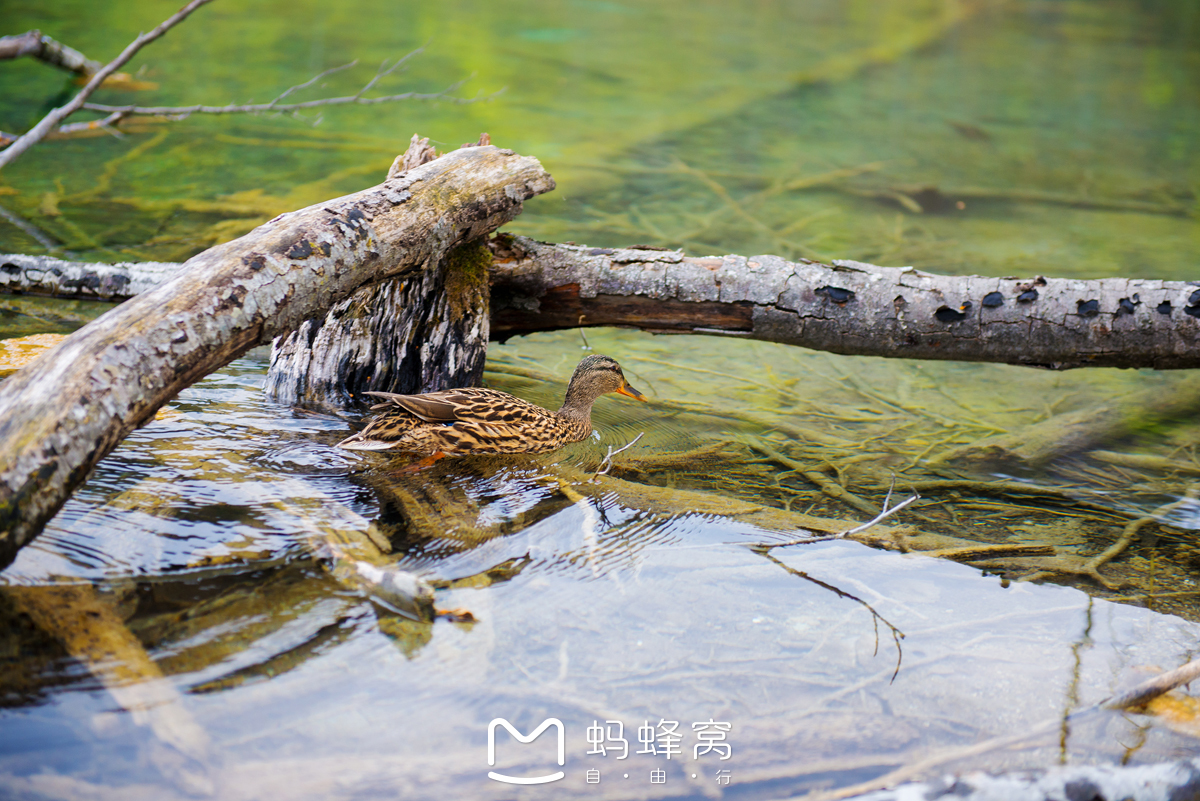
617,382,648,401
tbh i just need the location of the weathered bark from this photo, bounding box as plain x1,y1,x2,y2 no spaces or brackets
6,237,1200,370
489,237,1200,370
0,30,102,76
0,252,182,298
263,242,491,407
265,136,493,407
0,144,555,569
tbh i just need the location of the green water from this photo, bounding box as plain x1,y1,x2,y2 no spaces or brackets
2,0,1200,798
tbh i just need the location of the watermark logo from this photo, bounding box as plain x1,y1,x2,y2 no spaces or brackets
487,718,565,785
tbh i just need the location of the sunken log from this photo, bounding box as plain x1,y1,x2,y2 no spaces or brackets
488,237,1200,370
0,144,555,569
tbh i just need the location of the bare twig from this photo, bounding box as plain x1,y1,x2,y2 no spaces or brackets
55,110,129,138
1103,656,1200,711
0,0,216,170
595,432,644,476
80,77,484,118
765,485,920,547
77,46,489,123
757,549,906,682
0,30,102,76
268,60,360,106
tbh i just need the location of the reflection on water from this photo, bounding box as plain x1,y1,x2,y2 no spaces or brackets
1,0,1199,796
3,329,1200,798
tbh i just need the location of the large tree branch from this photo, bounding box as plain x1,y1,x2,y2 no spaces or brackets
0,144,555,568
0,0,216,170
488,238,1200,370
5,237,1200,370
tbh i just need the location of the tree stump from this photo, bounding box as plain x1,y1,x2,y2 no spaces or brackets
264,239,491,407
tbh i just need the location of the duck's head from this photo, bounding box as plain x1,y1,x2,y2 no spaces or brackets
561,354,647,410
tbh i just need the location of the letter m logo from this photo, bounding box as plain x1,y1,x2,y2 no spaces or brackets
487,718,565,785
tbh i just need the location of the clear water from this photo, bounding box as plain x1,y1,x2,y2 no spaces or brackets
1,0,1200,798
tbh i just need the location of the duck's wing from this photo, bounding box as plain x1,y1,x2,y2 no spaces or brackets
363,391,460,422
362,388,530,424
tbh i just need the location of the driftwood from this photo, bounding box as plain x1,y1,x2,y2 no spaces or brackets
264,136,492,408
488,237,1200,370
0,143,554,569
7,236,1200,371
0,253,182,298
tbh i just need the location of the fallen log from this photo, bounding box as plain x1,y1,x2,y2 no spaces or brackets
12,236,1200,371
0,143,555,569
488,237,1200,370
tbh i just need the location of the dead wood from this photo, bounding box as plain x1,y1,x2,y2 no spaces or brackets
80,47,491,123
7,236,1200,371
489,237,1200,370
0,144,554,569
0,0,216,170
265,135,492,408
0,30,102,76
3,582,213,793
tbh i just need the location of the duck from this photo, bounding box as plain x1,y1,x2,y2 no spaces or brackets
336,354,647,468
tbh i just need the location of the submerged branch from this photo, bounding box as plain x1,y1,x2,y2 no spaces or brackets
0,0,216,170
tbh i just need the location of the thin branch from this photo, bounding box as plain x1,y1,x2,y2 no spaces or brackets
757,549,906,682
55,111,128,138
0,0,217,171
762,483,921,548
1102,656,1200,711
809,655,1200,801
595,432,644,476
80,77,487,118
269,60,360,106
353,45,427,99
0,30,102,76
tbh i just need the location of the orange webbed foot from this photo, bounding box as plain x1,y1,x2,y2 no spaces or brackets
398,451,448,475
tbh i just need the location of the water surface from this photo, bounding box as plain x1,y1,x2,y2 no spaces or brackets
1,0,1199,797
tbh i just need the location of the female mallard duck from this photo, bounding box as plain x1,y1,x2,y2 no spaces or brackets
336,354,647,466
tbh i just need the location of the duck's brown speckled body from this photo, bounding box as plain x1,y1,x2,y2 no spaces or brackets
336,354,646,461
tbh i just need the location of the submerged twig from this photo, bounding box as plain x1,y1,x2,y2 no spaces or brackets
595,432,644,477
751,439,880,516
82,48,493,120
756,549,906,682
765,477,919,547
0,0,216,169
808,655,1200,801
1103,656,1200,711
